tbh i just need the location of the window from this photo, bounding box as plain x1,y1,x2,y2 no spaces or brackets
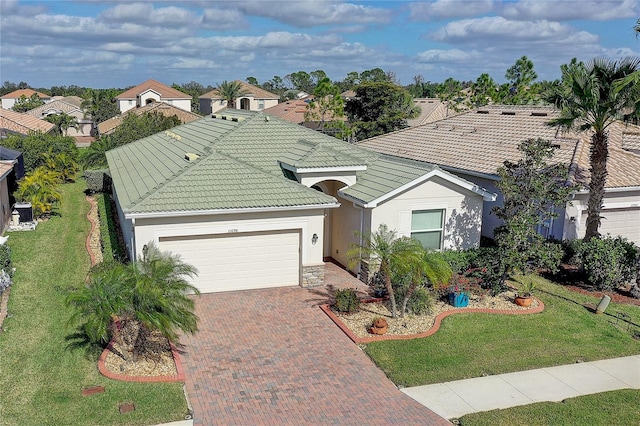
411,209,444,250
258,100,265,110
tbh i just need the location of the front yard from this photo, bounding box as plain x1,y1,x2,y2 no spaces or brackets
365,274,640,387
0,181,187,425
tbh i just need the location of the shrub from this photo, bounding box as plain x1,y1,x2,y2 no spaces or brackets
0,244,12,277
401,286,433,315
440,248,480,274
333,288,360,313
573,236,639,291
84,169,112,194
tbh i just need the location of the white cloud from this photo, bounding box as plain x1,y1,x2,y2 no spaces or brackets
99,3,198,27
409,0,495,21
417,48,480,63
501,0,639,21
201,8,249,31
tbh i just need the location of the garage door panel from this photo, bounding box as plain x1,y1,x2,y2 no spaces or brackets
581,208,640,246
159,231,300,293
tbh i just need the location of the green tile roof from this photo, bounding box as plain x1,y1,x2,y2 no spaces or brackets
106,110,476,215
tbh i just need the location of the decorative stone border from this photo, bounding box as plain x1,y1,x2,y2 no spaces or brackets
85,195,102,267
320,297,545,344
97,341,186,383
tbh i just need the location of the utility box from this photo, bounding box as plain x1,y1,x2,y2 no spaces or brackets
13,202,33,223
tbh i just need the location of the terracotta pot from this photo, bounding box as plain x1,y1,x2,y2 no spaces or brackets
515,295,532,307
373,318,388,328
370,325,388,335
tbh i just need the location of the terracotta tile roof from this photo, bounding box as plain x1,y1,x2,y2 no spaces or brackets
263,97,312,124
0,89,51,100
358,105,640,190
0,162,14,179
407,98,460,127
98,101,202,135
199,80,279,100
116,79,190,100
0,107,55,135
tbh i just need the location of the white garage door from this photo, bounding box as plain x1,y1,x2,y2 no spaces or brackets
581,208,640,245
159,230,300,293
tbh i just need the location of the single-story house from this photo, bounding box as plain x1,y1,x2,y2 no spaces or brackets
0,89,51,110
115,80,192,113
358,105,640,246
25,96,94,140
97,101,202,136
199,81,279,115
106,109,495,293
407,98,459,127
0,107,55,137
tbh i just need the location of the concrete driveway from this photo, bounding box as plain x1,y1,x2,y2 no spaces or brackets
179,265,450,425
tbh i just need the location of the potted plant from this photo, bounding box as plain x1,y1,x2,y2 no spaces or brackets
369,316,388,335
447,284,469,307
515,279,536,307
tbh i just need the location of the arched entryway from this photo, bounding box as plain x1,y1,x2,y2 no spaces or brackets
240,98,250,110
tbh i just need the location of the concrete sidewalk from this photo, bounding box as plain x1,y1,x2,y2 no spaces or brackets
402,355,640,420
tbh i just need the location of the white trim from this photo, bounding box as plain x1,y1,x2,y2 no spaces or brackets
279,162,367,174
339,169,496,208
125,202,340,220
440,165,499,181
574,186,640,195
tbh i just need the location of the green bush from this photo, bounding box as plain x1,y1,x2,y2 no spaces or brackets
84,169,112,193
573,236,639,291
440,248,480,274
402,287,432,315
0,244,12,277
97,193,126,262
333,288,360,313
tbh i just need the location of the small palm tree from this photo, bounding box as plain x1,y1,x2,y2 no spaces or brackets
44,112,79,136
15,167,62,218
348,224,424,318
43,152,78,182
217,80,248,109
547,57,640,240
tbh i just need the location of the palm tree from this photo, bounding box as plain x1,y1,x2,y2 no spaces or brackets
397,249,451,317
44,112,79,136
217,80,248,109
347,224,424,318
635,18,640,35
15,167,62,218
547,57,640,240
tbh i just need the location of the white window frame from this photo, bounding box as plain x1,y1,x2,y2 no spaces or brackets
411,209,445,250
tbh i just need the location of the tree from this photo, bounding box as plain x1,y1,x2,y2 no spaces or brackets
172,81,208,113
15,166,62,218
468,73,497,108
493,138,578,284
1,133,78,174
43,151,78,182
44,112,79,136
81,89,119,124
304,77,345,135
345,82,420,141
79,137,117,169
246,76,259,86
437,78,464,113
12,94,45,112
359,68,390,83
504,56,538,104
217,80,248,109
408,75,438,98
286,71,315,93
348,224,424,318
67,242,200,361
546,57,640,240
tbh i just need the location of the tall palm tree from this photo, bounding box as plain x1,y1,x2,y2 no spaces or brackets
217,80,248,109
347,224,424,318
547,57,640,240
44,112,79,136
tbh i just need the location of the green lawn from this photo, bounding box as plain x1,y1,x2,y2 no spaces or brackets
0,181,187,426
458,389,640,425
365,275,640,387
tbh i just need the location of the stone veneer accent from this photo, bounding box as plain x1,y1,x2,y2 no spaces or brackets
302,264,325,287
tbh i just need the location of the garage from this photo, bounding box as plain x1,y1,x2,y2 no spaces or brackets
159,230,301,293
581,207,640,246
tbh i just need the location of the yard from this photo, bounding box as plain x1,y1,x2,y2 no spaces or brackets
0,180,187,425
365,274,640,387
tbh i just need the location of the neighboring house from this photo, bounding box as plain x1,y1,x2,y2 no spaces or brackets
358,105,640,246
0,89,52,110
97,101,202,136
0,147,22,233
115,80,192,113
25,96,94,140
0,107,56,137
106,109,495,294
263,95,347,134
407,98,458,127
199,81,279,115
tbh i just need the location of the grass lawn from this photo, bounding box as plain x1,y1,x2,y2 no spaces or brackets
458,389,640,425
0,181,187,425
365,274,640,387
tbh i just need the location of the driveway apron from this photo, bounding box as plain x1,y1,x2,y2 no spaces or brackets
180,285,450,425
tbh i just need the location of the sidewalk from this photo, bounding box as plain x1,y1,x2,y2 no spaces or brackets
402,355,640,420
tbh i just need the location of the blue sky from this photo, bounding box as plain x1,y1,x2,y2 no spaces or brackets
1,0,638,89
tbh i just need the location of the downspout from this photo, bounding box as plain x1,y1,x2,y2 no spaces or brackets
130,217,136,262
354,202,364,279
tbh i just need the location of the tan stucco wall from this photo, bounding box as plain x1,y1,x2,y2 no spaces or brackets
370,176,483,250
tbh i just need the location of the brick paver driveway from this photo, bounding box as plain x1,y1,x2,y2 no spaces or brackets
180,272,450,425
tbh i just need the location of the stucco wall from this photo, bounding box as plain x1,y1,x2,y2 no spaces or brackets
370,176,483,250
130,209,325,267
330,195,362,271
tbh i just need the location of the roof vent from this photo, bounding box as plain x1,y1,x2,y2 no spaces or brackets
184,152,200,162
477,110,489,114
501,111,516,115
531,112,548,117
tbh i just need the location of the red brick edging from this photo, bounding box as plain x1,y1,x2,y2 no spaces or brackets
320,297,545,344
98,341,185,383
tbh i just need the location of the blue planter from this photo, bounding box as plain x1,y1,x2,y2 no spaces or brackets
448,292,469,307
